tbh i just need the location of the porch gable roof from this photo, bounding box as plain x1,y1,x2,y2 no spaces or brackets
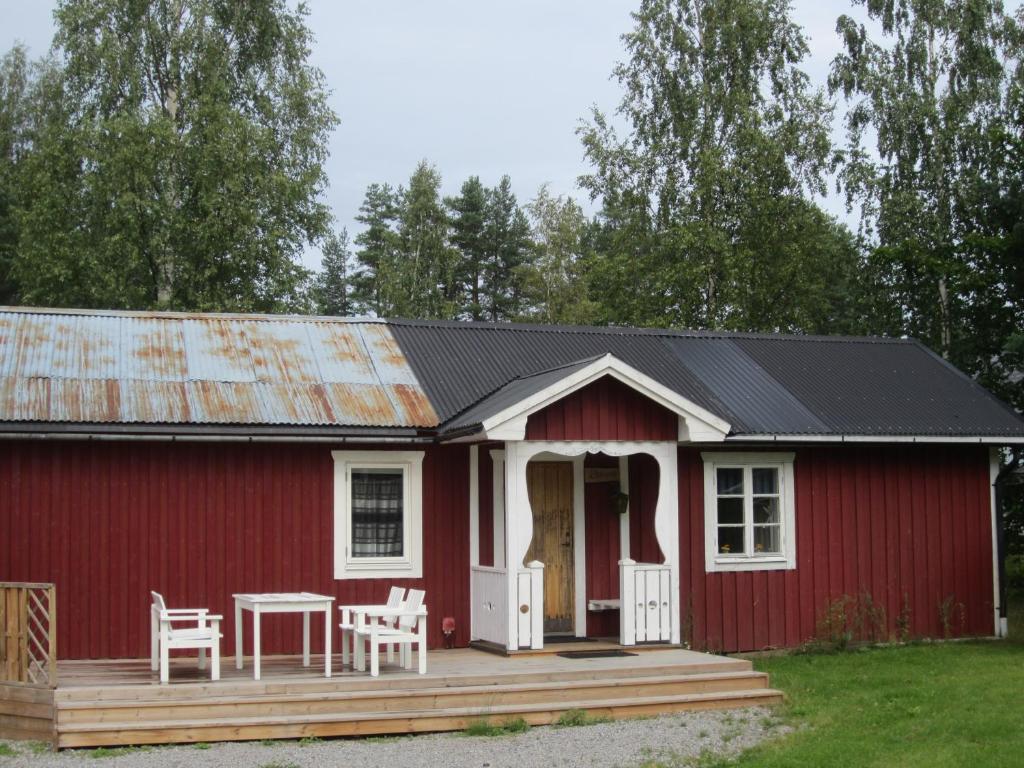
439,353,731,442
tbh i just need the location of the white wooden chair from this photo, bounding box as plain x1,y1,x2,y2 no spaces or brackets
149,591,222,684
339,586,405,668
355,588,427,677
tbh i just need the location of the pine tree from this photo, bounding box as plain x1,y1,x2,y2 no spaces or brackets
482,176,531,321
314,229,353,316
447,176,488,320
351,183,401,317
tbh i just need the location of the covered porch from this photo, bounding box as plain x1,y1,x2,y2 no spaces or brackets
21,647,779,748
459,354,733,652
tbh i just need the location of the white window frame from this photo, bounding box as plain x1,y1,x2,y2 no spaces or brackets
332,450,424,580
702,452,796,572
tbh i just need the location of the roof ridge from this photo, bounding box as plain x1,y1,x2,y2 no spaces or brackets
384,317,913,344
0,306,383,324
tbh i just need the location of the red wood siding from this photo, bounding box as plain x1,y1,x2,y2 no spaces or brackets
525,376,677,441
583,454,620,637
628,454,663,564
678,445,995,652
0,440,469,660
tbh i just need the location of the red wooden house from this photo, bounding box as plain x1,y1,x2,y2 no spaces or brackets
2,306,1022,662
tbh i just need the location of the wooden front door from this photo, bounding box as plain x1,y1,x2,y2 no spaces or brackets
525,462,574,634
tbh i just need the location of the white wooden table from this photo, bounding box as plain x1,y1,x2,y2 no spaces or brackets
233,592,334,681
340,603,427,673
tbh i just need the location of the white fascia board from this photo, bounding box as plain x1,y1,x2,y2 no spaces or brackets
480,354,731,442
730,433,1024,445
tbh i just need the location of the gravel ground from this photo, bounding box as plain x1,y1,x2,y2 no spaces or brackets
0,707,787,768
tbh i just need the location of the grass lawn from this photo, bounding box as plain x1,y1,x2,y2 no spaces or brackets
696,598,1024,768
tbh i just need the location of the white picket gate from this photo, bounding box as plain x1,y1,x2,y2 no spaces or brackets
619,559,672,645
470,566,508,645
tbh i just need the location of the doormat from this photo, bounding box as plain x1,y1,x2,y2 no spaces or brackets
556,650,638,659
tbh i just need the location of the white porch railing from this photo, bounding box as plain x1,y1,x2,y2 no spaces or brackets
619,559,672,645
470,566,508,646
515,561,544,650
470,562,544,650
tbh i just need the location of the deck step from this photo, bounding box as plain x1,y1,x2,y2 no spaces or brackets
55,688,785,747
53,659,754,703
56,671,771,724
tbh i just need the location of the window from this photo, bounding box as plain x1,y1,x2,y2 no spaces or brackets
333,451,424,579
702,452,795,572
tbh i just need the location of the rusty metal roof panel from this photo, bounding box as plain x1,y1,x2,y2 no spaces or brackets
306,322,378,384
181,318,256,383
122,317,187,381
0,308,438,429
361,323,421,386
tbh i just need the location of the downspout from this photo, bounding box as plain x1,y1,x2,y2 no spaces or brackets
993,447,1022,638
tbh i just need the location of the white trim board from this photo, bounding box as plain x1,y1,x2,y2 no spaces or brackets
480,354,730,443
331,449,425,580
730,434,1024,445
701,451,797,573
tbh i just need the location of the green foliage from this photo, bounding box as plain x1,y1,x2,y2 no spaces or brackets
313,229,354,316
350,166,533,321
723,607,1024,767
554,708,612,727
5,0,337,312
192,742,211,750
1007,554,1024,594
0,742,18,756
85,745,152,758
518,185,598,325
297,735,322,746
579,0,857,334
800,591,889,653
461,716,531,737
895,593,913,643
447,176,489,320
830,0,1023,407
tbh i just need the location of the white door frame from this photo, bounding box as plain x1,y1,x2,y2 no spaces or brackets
502,440,680,650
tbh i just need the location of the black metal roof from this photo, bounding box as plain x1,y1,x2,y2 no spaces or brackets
387,319,1024,440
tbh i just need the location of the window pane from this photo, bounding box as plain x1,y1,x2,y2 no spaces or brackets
752,467,778,495
717,526,745,554
717,497,744,525
753,496,779,524
351,469,404,557
717,467,744,495
754,524,781,554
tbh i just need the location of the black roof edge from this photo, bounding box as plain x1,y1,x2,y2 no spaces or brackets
385,317,917,345
0,421,431,440
910,340,1024,423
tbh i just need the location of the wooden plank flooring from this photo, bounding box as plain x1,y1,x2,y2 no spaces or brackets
2,648,783,748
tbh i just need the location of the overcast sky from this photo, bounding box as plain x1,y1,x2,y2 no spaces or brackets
1,1,853,270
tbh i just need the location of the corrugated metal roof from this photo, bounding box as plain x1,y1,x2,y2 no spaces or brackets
2,310,1022,439
385,321,733,426
667,337,829,434
0,308,438,428
387,319,1024,438
442,357,603,434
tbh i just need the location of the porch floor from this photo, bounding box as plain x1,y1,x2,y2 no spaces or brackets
8,649,783,748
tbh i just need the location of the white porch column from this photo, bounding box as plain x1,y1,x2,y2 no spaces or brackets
504,440,537,649
650,444,680,644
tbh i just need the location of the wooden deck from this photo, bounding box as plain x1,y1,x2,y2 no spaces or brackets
3,647,783,748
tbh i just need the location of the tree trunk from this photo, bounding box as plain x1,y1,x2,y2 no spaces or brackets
938,277,951,359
